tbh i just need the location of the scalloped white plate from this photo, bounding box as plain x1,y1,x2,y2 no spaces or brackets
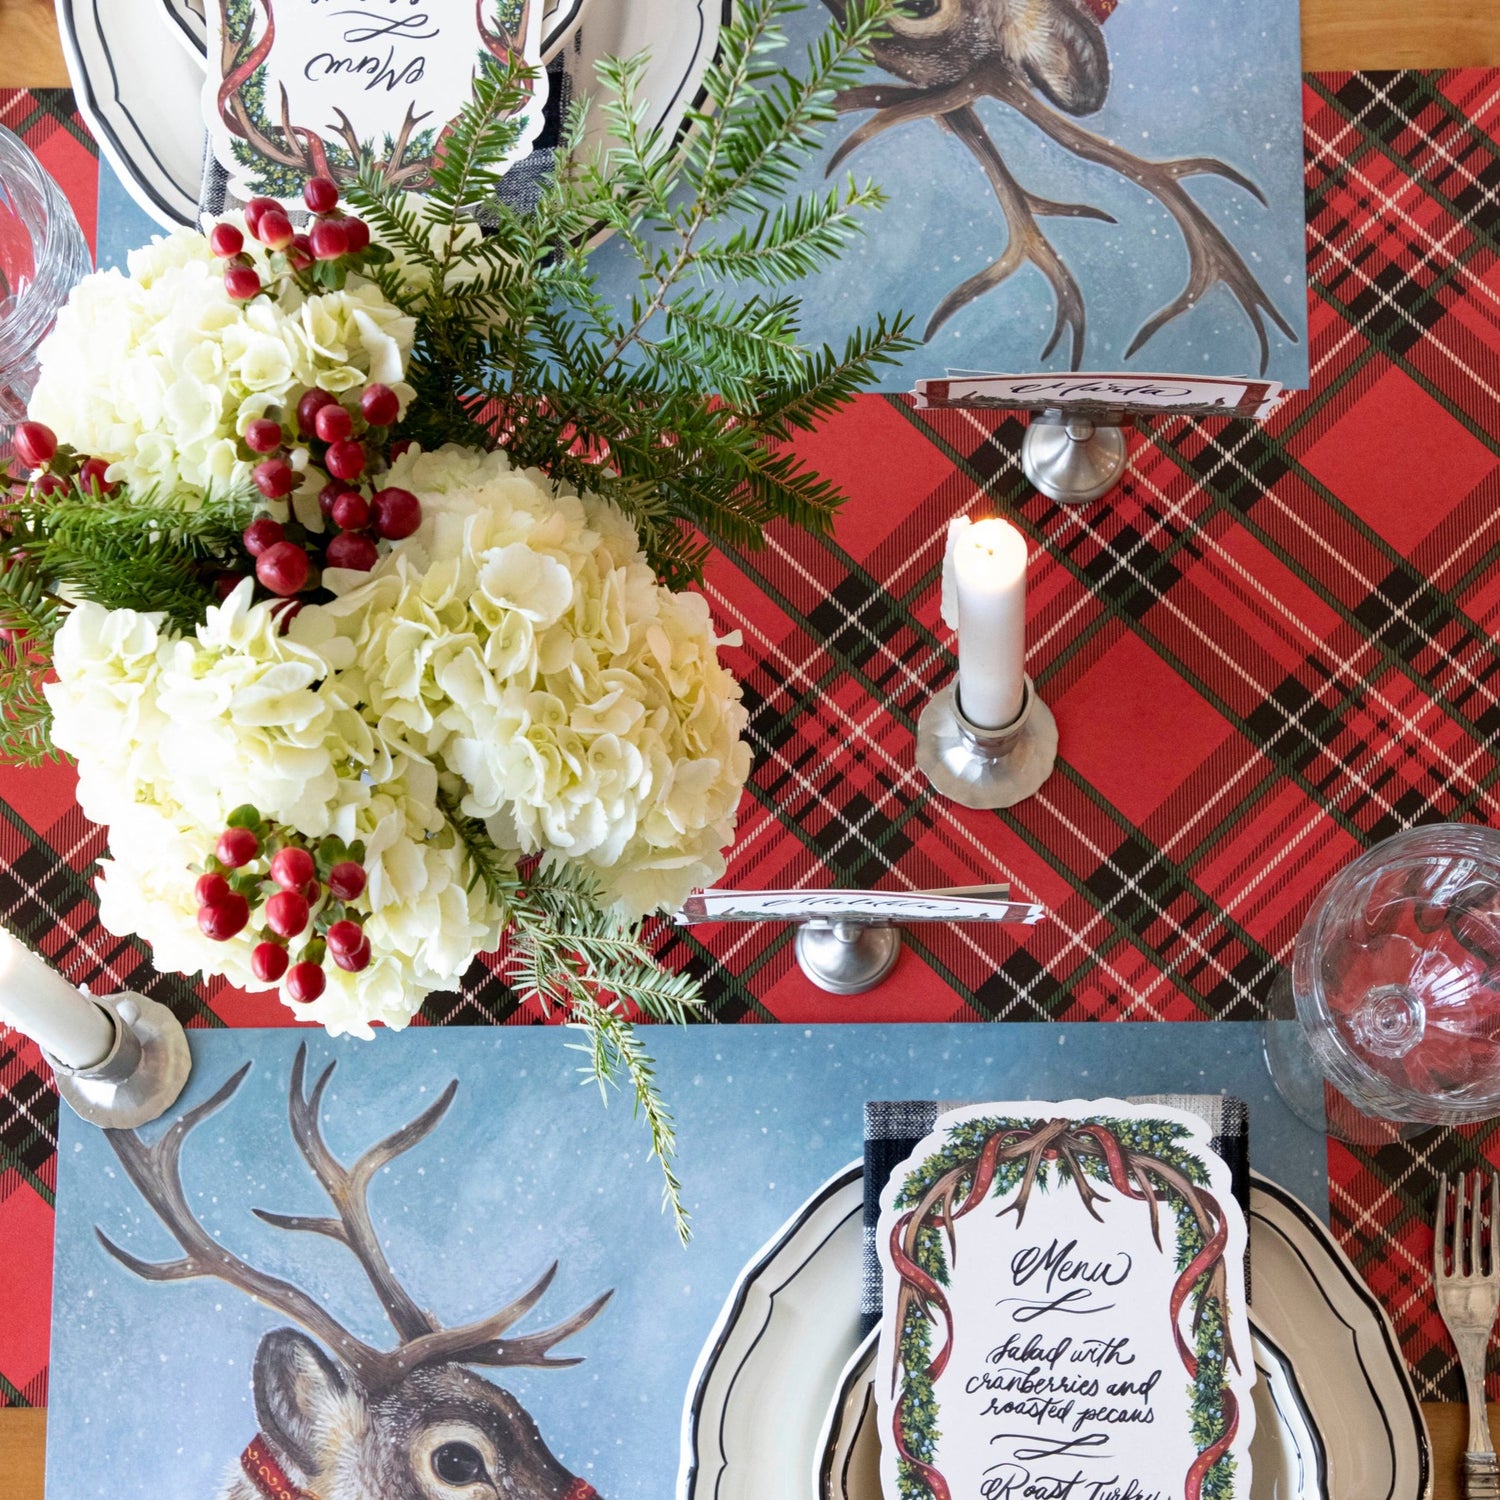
679,1167,1431,1500
815,1317,1329,1500
58,0,732,231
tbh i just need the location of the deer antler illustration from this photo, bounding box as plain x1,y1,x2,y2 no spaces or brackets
96,1045,611,1394
826,0,1297,374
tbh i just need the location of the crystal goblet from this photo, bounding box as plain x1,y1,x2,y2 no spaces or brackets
1265,823,1500,1142
0,124,90,424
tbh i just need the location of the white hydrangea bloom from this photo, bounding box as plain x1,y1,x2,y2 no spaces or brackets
319,443,752,917
42,456,751,1030
28,219,415,506
45,587,504,1037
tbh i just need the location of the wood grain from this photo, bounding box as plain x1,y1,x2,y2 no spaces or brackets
0,1411,43,1500
1302,1,1500,69
0,1402,1489,1497
0,0,68,89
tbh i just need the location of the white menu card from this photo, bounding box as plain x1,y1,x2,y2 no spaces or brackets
203,0,547,208
876,1098,1255,1500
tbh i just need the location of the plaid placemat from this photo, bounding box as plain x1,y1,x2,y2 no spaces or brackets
860,1094,1250,1336
2,72,1500,1405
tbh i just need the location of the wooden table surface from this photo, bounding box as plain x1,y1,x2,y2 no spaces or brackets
3,0,1500,1496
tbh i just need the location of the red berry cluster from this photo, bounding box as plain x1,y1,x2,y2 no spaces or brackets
229,382,422,599
209,176,373,303
194,804,373,1004
9,419,116,499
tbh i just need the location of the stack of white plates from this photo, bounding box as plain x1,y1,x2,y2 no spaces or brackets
54,0,732,230
679,1166,1433,1500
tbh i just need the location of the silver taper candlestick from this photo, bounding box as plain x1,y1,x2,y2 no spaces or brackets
916,675,1058,810
45,991,191,1129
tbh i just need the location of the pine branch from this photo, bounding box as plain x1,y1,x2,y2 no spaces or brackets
568,999,691,1245
423,54,536,225
695,178,888,284
440,798,700,1238
2,483,257,628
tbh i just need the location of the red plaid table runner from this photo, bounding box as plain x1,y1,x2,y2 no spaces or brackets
2,74,1500,1406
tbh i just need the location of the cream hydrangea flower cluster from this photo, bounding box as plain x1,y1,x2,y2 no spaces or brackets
28,221,415,506
46,586,500,1036
318,443,753,917
45,450,751,1031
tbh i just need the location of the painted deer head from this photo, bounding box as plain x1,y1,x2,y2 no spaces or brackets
97,1045,610,1500
825,0,1297,372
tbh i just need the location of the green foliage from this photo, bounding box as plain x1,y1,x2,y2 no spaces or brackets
443,799,697,1241
348,0,915,588
897,1311,938,1500
0,482,257,762
1191,1297,1237,1500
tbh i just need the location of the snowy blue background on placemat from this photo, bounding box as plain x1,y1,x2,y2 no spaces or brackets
48,1023,1324,1497
589,0,1309,389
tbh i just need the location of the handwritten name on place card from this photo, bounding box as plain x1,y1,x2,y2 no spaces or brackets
205,0,546,206
676,889,1046,925
913,372,1284,420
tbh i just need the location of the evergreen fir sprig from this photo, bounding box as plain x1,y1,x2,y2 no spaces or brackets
0,483,258,630
0,565,67,765
346,0,914,587
0,480,260,761
442,798,696,1239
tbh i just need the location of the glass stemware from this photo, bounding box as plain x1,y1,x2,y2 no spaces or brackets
0,124,91,425
1265,823,1500,1141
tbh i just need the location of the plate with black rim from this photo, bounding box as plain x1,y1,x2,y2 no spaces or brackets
678,1166,1430,1500
58,0,734,231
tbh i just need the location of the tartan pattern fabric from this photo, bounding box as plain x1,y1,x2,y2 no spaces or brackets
1,73,1500,1404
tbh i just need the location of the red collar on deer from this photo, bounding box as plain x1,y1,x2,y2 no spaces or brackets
237,1435,598,1500
240,1435,315,1500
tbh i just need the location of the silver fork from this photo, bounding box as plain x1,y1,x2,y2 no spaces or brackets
1436,1172,1500,1500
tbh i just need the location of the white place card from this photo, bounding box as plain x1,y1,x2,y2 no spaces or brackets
876,1098,1255,1500
914,372,1284,420
204,0,547,208
677,889,1045,926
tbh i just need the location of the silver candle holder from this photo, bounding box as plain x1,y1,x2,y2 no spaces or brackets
44,991,191,1129
916,675,1058,810
677,884,1039,996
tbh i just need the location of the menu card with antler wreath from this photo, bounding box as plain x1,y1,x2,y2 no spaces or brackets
876,1099,1256,1500
203,0,546,208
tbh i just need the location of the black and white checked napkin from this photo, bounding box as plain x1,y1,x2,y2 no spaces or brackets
860,1095,1250,1337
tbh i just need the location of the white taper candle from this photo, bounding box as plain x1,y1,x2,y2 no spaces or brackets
0,930,114,1069
950,517,1028,730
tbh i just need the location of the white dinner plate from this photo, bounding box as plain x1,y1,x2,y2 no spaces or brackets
58,0,732,231
56,0,206,227
680,1166,1432,1500
814,1317,1329,1500
157,0,203,62
1248,1174,1432,1500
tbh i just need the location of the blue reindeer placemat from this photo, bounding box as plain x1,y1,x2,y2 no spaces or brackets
48,1024,1324,1497
590,0,1311,389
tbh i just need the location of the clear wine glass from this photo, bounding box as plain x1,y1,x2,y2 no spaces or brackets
0,124,91,425
1265,823,1500,1142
